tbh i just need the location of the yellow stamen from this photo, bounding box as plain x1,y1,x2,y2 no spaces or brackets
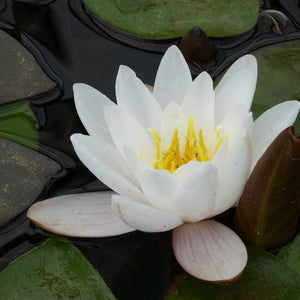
149,129,161,159
214,136,229,154
214,126,222,139
147,116,230,173
199,129,209,161
185,116,197,161
139,147,143,159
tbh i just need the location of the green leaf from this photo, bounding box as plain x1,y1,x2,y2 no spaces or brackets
0,100,38,149
0,29,56,104
278,235,300,274
83,0,259,38
0,236,116,300
165,245,300,300
234,127,300,250
252,42,300,136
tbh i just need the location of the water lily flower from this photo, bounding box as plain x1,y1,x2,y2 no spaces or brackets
27,46,300,282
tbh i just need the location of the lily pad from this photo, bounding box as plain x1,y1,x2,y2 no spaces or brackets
83,0,259,38
252,42,300,136
0,29,56,104
0,101,38,149
0,236,116,299
278,235,300,274
165,245,300,300
0,138,61,225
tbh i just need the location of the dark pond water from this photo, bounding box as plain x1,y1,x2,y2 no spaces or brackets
0,0,300,299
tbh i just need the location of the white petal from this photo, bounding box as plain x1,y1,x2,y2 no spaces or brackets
172,161,219,222
212,134,251,216
123,147,151,179
112,195,183,232
252,100,300,169
27,192,135,237
215,55,257,124
73,83,114,143
172,220,247,282
161,101,187,152
220,104,253,140
153,46,192,109
181,71,215,135
104,105,154,161
116,65,162,132
71,134,148,204
213,138,229,179
139,169,181,213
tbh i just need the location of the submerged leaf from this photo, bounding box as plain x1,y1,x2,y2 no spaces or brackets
0,101,37,149
166,244,300,299
0,29,56,104
83,0,259,38
0,138,61,225
252,42,300,136
234,127,300,250
0,236,116,299
277,235,300,274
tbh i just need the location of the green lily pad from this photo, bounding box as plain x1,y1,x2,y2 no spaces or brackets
0,101,38,149
0,29,56,104
252,42,300,136
278,235,300,274
165,245,300,300
0,138,61,225
83,0,259,38
0,236,116,299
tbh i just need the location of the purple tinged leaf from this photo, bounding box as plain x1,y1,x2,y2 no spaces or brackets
234,127,300,250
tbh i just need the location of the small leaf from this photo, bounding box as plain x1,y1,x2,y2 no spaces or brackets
83,0,259,38
0,236,116,300
166,244,300,299
278,235,300,274
0,29,56,104
234,127,300,250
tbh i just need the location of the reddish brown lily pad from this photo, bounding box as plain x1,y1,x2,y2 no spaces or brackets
234,127,300,250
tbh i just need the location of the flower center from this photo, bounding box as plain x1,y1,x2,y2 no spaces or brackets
148,116,228,173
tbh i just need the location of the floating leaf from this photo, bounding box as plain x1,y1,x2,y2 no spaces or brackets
83,0,259,38
278,235,300,274
0,29,56,104
0,100,37,149
234,127,300,250
0,236,116,299
0,138,61,225
166,245,300,299
252,42,300,136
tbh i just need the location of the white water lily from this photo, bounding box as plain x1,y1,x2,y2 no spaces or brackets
27,46,300,282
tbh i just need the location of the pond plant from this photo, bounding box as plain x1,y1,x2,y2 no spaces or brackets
0,0,300,299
